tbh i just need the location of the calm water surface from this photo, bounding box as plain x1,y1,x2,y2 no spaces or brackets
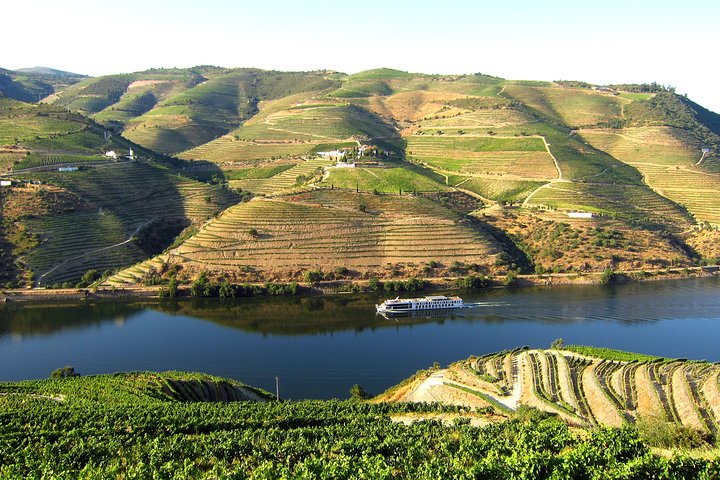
1,277,719,399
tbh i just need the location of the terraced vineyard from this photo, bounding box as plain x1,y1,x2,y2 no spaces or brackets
13,153,109,170
318,162,449,194
407,135,556,178
580,127,703,166
384,348,720,434
112,189,501,283
640,167,720,224
30,162,236,224
229,157,333,195
452,176,547,203
23,211,147,285
526,181,692,229
15,162,238,285
4,368,716,478
6,67,720,288
580,127,720,224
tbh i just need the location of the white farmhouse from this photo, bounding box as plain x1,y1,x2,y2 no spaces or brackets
105,150,117,160
317,150,347,160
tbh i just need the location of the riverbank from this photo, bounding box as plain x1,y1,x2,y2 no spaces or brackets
2,265,717,303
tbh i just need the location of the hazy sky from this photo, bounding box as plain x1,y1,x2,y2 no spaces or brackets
4,0,719,112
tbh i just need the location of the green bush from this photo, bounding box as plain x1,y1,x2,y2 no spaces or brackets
600,268,617,285
456,275,489,289
635,416,713,449
303,270,323,284
504,270,519,286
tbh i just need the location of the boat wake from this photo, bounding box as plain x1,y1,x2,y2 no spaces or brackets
462,302,509,309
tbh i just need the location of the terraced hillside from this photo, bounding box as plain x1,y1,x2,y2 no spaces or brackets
381,347,720,436
0,98,238,286
107,189,502,285
580,127,720,224
19,162,238,286
46,68,720,225
397,81,661,213
6,67,720,287
318,160,449,194
227,157,333,195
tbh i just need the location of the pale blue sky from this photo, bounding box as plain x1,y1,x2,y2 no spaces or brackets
4,0,719,112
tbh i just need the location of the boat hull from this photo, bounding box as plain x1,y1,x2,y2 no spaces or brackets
375,295,463,315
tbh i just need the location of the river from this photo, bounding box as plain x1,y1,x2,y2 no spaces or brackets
1,276,719,399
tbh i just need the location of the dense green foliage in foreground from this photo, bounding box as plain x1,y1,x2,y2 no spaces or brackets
1,374,719,478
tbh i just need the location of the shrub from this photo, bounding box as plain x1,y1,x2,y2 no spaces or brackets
599,268,617,286
51,366,79,378
81,269,99,285
635,416,712,449
456,275,489,289
159,275,178,298
504,270,519,286
303,270,323,284
349,384,371,400
191,272,209,297
404,278,425,292
367,278,380,291
218,281,236,298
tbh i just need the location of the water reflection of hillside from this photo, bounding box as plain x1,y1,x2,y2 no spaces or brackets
2,276,717,339
152,296,457,335
0,302,145,338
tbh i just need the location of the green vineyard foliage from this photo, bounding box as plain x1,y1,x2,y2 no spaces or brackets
0,373,718,478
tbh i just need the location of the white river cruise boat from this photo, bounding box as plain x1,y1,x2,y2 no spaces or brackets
376,295,463,315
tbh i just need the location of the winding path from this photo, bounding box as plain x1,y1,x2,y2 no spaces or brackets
35,220,153,287
521,136,565,207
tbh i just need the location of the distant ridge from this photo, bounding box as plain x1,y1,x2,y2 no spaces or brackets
14,66,88,78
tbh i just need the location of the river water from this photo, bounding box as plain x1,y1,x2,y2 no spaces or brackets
1,276,719,399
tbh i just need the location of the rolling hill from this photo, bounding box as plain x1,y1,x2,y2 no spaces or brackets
3,65,720,287
0,67,86,103
49,67,341,154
